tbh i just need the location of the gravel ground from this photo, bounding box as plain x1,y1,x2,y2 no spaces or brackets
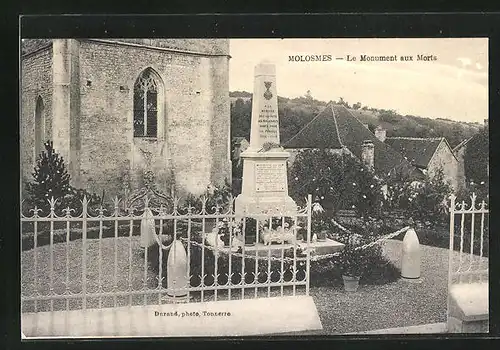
21,237,159,313
307,239,488,334
21,237,488,334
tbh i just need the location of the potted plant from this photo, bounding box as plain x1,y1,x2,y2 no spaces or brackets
337,233,368,292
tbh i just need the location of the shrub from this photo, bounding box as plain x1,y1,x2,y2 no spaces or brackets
456,180,489,204
311,214,400,285
183,181,233,214
23,141,104,217
288,149,383,218
402,168,452,225
382,167,452,227
25,141,71,211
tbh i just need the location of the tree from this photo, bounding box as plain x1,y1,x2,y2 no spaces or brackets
352,102,362,110
288,150,383,218
449,124,465,148
26,141,71,210
24,141,103,216
305,90,313,100
464,126,489,185
400,167,452,225
230,98,252,139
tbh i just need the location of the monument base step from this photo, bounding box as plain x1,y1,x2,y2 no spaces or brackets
22,295,322,338
347,322,448,334
209,238,344,258
447,282,489,333
447,316,489,333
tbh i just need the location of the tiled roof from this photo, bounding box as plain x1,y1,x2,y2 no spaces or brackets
283,102,421,178
282,104,343,149
385,137,443,169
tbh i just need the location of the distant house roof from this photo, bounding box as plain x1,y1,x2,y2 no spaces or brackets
386,137,458,169
452,123,488,154
452,132,483,154
283,102,421,178
282,103,343,149
385,137,443,169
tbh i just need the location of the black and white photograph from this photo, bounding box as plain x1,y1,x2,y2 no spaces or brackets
20,36,489,337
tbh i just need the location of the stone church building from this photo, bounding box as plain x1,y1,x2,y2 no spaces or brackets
21,39,232,199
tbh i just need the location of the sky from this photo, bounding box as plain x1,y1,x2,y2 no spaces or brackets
229,38,488,123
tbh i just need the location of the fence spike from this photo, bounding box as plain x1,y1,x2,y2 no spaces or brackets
29,206,42,218
470,192,477,210
62,207,75,218
480,200,487,210
48,196,56,207
98,205,106,217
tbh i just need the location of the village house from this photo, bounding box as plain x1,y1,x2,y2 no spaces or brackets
21,39,232,199
385,137,463,191
282,102,463,191
282,102,422,180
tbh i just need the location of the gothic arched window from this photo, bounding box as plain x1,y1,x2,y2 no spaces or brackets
133,69,160,138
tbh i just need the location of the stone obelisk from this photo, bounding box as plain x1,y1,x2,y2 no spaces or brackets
234,61,297,217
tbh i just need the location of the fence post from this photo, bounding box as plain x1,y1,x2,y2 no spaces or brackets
166,240,188,299
447,194,456,330
401,228,420,280
306,194,312,296
140,207,156,248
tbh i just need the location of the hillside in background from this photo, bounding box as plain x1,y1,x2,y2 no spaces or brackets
230,92,482,148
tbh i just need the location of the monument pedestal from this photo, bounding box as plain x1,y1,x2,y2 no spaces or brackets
235,148,297,217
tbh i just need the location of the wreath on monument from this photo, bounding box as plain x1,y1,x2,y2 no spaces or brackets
258,142,282,152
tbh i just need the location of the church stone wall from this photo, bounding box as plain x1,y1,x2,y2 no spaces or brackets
112,39,229,56
20,46,53,191
77,40,230,198
210,55,232,188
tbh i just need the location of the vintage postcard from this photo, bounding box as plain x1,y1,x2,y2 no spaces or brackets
20,37,489,338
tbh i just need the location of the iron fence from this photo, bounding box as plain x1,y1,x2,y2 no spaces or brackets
447,193,489,285
21,190,313,315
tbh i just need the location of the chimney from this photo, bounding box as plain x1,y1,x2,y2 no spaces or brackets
374,126,386,142
361,140,375,172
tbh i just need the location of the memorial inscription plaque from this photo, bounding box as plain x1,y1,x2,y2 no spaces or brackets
258,102,280,144
255,162,286,192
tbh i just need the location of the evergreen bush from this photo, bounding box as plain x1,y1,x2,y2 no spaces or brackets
23,141,104,217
